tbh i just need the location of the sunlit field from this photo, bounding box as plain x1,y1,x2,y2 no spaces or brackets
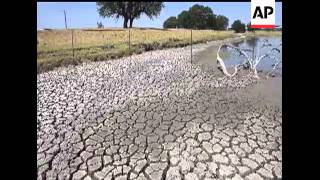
37,28,235,73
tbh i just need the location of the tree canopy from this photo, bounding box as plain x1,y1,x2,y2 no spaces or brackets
188,4,215,29
231,20,246,33
177,10,192,29
215,15,229,30
163,4,228,30
97,2,164,28
97,22,104,29
163,16,178,28
247,22,254,31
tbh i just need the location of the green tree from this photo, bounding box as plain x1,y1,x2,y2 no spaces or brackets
247,22,254,31
97,22,104,29
207,14,217,29
188,4,214,29
231,20,246,33
97,2,164,28
215,15,229,30
177,10,192,28
163,16,178,28
176,4,216,29
173,4,229,30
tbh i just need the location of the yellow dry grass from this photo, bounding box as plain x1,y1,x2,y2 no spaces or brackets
37,28,236,73
246,30,282,37
38,28,235,52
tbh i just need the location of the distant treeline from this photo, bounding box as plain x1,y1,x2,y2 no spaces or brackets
163,4,281,33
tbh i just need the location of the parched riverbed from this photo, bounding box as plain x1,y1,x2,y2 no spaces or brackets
37,39,282,180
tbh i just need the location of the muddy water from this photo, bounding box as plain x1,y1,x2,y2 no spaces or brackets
194,36,282,107
193,37,244,67
194,36,282,74
244,76,282,107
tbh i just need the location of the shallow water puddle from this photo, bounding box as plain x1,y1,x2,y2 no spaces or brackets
195,36,282,75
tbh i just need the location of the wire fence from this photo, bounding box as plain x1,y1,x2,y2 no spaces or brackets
37,28,233,73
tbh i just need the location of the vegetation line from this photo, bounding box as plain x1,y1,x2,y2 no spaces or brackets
37,29,236,74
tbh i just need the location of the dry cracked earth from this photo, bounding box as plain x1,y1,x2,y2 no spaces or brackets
37,45,282,180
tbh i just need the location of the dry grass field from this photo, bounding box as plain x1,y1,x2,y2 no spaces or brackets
37,28,281,73
37,28,236,73
246,30,282,37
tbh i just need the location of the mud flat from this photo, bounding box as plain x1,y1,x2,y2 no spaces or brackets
246,76,282,107
37,42,281,180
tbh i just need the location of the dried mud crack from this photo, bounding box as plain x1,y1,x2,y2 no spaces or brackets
37,45,282,180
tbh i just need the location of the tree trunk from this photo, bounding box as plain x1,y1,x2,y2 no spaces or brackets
217,42,281,79
123,17,128,28
216,45,238,77
253,67,260,79
129,18,134,28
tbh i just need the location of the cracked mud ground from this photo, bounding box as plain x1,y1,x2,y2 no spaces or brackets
37,45,282,180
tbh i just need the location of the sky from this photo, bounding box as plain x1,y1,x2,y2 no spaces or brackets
37,2,282,30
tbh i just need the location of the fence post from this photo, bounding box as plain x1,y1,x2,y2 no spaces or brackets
64,10,68,30
191,29,193,63
252,30,255,59
128,28,131,53
71,29,74,59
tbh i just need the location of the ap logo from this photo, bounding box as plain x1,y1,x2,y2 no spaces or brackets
251,0,275,28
